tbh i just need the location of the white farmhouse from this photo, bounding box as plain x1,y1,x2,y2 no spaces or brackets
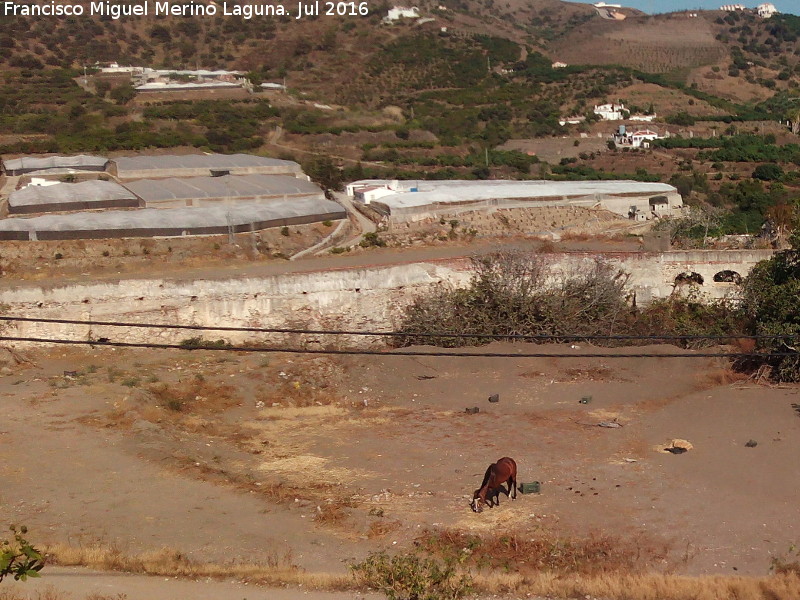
385,6,420,21
613,127,662,148
593,102,628,121
756,3,778,18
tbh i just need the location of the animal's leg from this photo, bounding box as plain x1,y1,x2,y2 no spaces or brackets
511,474,517,500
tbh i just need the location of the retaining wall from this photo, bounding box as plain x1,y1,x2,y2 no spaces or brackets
0,250,774,348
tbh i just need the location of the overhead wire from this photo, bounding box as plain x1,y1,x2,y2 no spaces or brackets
0,315,798,342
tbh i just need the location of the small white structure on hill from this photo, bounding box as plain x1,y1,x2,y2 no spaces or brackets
719,4,745,11
384,6,419,21
594,102,628,121
612,126,662,148
757,3,778,18
552,61,568,69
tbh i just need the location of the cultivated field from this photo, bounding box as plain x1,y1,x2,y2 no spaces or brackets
1,341,799,599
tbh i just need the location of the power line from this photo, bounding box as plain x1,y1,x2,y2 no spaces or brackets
0,335,796,359
0,315,797,342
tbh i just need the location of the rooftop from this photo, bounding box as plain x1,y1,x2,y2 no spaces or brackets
114,153,300,172
0,197,343,233
3,155,108,172
125,174,322,202
350,179,677,209
10,180,136,208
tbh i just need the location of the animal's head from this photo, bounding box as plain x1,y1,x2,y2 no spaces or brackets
471,490,483,513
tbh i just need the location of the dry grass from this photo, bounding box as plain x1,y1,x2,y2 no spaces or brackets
472,571,800,600
367,519,401,539
416,528,666,575
0,588,63,600
312,501,351,527
44,544,349,590
33,542,800,599
695,367,750,390
147,375,237,414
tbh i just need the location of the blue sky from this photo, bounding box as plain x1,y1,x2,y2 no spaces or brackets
575,1,797,15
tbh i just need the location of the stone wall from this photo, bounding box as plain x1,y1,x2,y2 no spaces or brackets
0,250,774,348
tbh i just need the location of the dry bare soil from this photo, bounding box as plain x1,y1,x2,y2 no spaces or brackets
1,342,799,598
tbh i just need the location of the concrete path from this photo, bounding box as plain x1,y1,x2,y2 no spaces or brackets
332,191,377,250
6,567,379,600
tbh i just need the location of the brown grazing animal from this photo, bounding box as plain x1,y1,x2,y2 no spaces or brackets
471,456,517,513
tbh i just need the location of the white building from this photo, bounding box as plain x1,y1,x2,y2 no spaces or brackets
594,2,621,7
21,177,61,189
756,3,778,17
552,61,568,69
558,116,586,126
385,6,420,20
345,179,683,223
719,4,745,11
613,127,662,148
594,102,628,121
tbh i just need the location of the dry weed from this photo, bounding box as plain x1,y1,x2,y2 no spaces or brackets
416,528,666,574
696,368,749,390
312,502,350,527
472,571,800,600
44,544,315,587
147,375,237,413
367,519,401,539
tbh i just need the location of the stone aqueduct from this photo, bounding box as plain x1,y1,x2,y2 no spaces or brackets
0,250,775,347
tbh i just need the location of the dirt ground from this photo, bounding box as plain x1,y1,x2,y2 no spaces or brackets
1,340,799,599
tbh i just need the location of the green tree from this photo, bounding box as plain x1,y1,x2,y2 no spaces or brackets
752,163,784,181
110,83,136,105
302,155,343,192
740,248,800,381
1,526,44,583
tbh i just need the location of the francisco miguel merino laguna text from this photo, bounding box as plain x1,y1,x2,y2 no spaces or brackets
3,1,368,19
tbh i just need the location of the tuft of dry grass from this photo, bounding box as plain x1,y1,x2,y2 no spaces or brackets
44,543,347,589
147,376,237,413
472,571,800,600
696,367,750,390
312,501,350,527
367,519,401,539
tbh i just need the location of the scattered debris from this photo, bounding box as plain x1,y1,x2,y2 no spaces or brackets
745,439,758,448
598,421,622,428
416,375,436,380
665,447,687,454
488,393,499,403
579,395,592,404
465,406,480,414
624,458,638,463
519,481,541,494
662,438,693,454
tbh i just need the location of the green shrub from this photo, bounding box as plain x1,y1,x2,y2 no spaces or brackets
178,337,232,349
739,248,800,381
359,232,386,248
350,552,472,600
1,525,44,583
